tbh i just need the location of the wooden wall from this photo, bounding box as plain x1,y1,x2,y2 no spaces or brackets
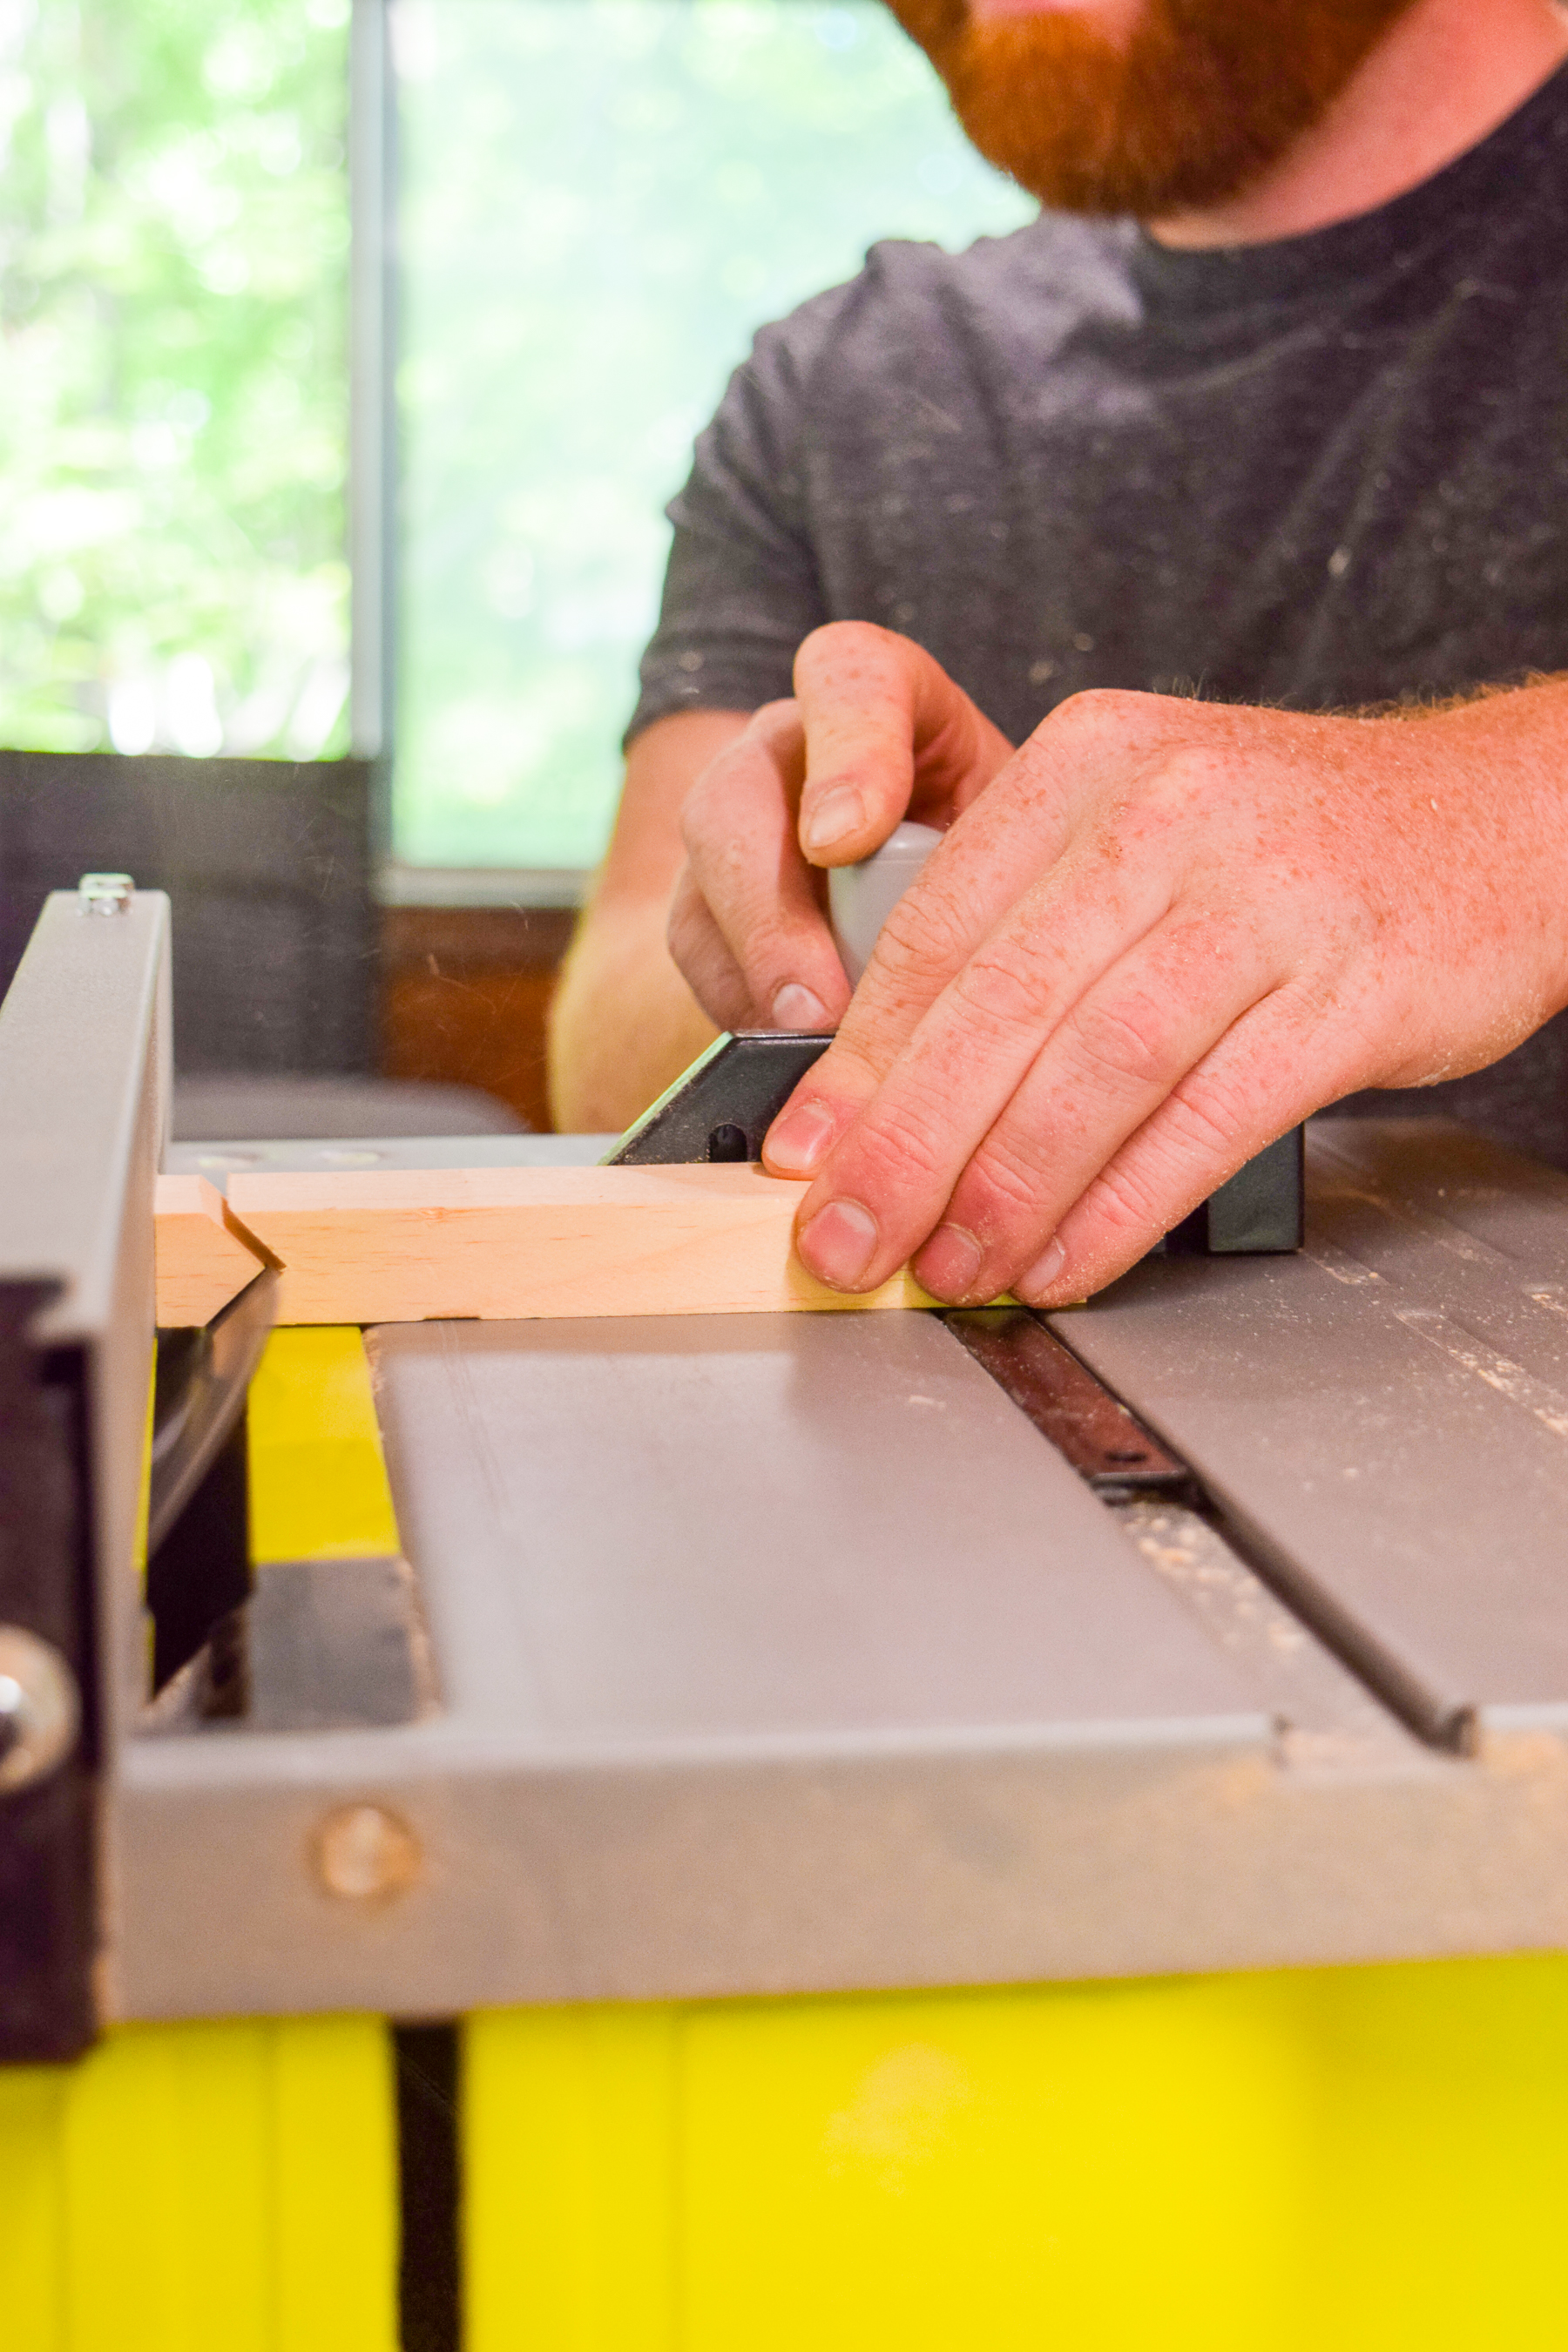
380,906,577,1134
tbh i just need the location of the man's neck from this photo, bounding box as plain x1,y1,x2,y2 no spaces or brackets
1149,0,1568,250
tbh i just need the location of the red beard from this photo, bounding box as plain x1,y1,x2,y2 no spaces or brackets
886,0,1418,214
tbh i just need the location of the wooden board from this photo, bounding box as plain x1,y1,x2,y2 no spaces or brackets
220,1163,934,1324
153,1173,275,1328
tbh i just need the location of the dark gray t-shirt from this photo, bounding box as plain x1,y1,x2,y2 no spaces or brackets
632,64,1568,1165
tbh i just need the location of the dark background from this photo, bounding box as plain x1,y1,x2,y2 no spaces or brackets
0,750,569,1130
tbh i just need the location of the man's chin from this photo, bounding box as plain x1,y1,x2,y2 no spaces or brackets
889,0,1418,219
965,0,1140,22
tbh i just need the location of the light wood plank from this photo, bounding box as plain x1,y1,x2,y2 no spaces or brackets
153,1173,276,1328
226,1163,934,1324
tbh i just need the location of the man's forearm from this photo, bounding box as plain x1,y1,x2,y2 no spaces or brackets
549,893,719,1134
547,709,751,1133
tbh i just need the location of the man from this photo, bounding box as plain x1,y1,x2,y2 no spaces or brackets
551,0,1568,1311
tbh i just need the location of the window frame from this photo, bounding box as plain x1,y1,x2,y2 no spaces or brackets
355,0,595,906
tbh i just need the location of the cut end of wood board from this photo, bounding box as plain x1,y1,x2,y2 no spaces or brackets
154,1172,277,1328
226,1162,938,1324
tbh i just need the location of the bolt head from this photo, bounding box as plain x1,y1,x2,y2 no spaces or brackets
313,1803,421,1901
0,1629,80,1795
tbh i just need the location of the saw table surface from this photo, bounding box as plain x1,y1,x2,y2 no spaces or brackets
117,1116,1568,2021
1071,1121,1568,1747
368,1307,1260,1754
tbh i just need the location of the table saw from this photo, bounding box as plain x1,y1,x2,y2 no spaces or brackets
5,882,1568,2350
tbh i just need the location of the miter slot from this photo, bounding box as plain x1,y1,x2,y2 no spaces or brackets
940,1304,1419,1761
942,1308,1197,1503
1111,1498,1422,1770
1045,1131,1568,1756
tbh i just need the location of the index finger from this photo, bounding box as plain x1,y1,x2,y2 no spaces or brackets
762,688,1194,1178
793,621,1014,865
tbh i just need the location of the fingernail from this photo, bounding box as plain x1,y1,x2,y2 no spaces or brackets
802,786,865,854
1017,1236,1067,1301
765,1098,837,1173
915,1223,984,1302
771,983,829,1030
797,1199,878,1288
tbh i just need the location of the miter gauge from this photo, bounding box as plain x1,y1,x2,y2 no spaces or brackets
607,824,1302,1252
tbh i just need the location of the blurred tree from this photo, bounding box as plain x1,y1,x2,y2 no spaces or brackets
0,0,350,759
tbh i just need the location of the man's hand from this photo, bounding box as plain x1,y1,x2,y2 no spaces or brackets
668,622,1568,1307
667,632,1015,1033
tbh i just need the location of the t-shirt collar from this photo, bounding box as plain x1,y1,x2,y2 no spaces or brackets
1125,55,1568,316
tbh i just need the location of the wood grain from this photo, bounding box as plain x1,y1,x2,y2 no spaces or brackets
225,1163,934,1325
153,1173,275,1328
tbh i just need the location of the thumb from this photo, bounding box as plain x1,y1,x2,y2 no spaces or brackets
793,622,992,866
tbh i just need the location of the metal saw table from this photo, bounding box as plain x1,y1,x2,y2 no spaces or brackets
8,887,1568,2349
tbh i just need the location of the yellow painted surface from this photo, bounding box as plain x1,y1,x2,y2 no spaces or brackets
1305,1951,1568,2343
0,1343,402,2350
0,2014,397,2352
273,2017,402,2350
247,1325,400,1562
17,1307,1568,2352
465,1952,1568,2352
466,2005,680,2352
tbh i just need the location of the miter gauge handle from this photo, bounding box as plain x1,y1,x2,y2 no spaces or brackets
828,818,945,983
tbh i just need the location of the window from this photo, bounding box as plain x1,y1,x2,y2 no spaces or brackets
0,0,351,760
394,0,1034,872
2,1,1031,869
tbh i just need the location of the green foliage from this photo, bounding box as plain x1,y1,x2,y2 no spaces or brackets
0,0,1031,864
395,0,1035,870
0,0,350,758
